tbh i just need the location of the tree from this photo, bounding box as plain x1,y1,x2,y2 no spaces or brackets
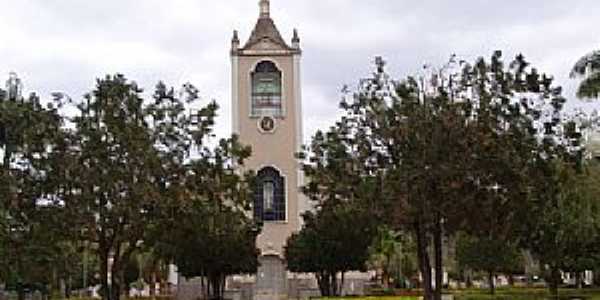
286,202,377,297
292,115,384,297
132,249,169,297
571,50,600,99
368,226,418,289
368,226,400,288
448,52,567,295
0,77,65,300
321,52,568,300
168,206,259,300
1,206,77,298
456,233,523,295
50,75,218,300
158,136,259,300
525,158,600,296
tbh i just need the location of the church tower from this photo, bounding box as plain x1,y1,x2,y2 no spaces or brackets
231,0,305,292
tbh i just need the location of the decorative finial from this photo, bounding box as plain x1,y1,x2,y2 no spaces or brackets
231,30,240,52
259,0,270,18
375,56,386,74
292,28,300,49
5,72,23,101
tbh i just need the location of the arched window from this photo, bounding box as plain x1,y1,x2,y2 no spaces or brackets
254,167,285,221
251,61,282,117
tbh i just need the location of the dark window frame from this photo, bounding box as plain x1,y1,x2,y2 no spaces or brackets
254,167,286,222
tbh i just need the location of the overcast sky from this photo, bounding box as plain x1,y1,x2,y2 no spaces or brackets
1,0,599,143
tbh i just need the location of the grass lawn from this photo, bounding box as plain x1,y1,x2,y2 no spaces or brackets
319,288,600,300
319,297,420,300
453,287,600,299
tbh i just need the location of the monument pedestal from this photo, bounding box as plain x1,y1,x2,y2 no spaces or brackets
254,255,287,300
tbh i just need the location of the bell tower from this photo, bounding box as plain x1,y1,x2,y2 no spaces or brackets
232,0,304,270
231,1,305,298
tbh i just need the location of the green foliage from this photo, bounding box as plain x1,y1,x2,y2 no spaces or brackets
0,84,66,297
47,75,224,300
53,75,165,300
313,51,570,300
525,159,600,294
286,202,377,297
295,97,387,296
166,204,259,297
571,50,600,99
368,227,418,288
456,233,523,291
123,255,141,291
132,249,169,296
1,72,255,300
155,134,257,300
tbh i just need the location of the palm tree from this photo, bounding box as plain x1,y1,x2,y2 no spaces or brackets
369,227,400,288
571,50,600,99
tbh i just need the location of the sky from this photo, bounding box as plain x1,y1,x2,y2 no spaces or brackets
1,0,599,143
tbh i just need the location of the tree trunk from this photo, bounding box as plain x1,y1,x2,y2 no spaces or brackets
340,272,345,297
433,215,443,300
488,271,495,295
594,268,600,287
17,284,25,300
575,272,583,289
331,272,338,297
315,273,324,297
415,220,433,300
59,279,66,299
592,269,600,287
209,275,217,300
204,275,209,300
16,252,24,300
328,272,334,297
549,267,560,299
208,273,225,300
110,258,121,300
149,270,156,298
100,251,110,300
3,146,12,170
110,275,120,300
384,255,391,288
66,276,72,299
466,270,473,288
200,275,207,300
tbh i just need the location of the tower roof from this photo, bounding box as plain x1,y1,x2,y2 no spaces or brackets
242,0,292,51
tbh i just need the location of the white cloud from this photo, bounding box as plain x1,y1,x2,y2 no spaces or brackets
1,0,599,143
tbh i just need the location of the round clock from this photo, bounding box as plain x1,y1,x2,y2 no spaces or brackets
259,116,276,133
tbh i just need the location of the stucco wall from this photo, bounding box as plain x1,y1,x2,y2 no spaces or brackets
234,53,303,256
